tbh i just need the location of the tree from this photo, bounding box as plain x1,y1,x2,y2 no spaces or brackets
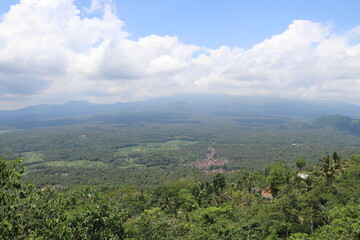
0,157,24,191
318,152,344,186
212,173,226,196
332,152,343,170
295,158,307,171
178,188,198,218
125,207,184,239
0,158,35,239
70,202,125,240
243,170,257,193
266,162,292,196
312,204,360,239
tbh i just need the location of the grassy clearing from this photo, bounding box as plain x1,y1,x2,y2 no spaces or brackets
115,140,199,157
21,152,110,171
113,140,200,167
114,157,145,167
28,160,108,169
21,151,45,165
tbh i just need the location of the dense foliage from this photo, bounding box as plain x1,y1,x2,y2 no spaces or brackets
312,114,360,135
2,116,360,187
1,110,360,239
1,153,359,239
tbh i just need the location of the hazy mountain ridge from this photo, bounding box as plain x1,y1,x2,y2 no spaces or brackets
1,94,360,129
312,114,360,135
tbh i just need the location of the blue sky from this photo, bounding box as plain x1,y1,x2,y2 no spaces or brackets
2,0,359,49
110,0,360,49
0,0,360,109
55,0,360,49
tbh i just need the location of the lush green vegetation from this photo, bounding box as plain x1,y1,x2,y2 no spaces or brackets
114,140,199,167
312,114,360,135
1,108,360,238
1,153,359,239
1,113,360,187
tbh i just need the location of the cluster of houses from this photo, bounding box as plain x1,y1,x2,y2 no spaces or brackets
185,147,231,173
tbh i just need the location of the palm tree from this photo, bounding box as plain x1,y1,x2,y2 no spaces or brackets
332,152,344,170
243,170,257,193
318,152,344,186
299,176,314,193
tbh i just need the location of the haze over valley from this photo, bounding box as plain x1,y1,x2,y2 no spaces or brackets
1,1,360,239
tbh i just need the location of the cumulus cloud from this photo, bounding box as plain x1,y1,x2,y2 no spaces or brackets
0,0,359,109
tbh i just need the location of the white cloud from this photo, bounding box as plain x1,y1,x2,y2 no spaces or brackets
86,0,101,13
0,0,360,109
222,20,360,101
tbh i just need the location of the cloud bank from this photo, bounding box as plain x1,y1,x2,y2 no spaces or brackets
0,0,360,109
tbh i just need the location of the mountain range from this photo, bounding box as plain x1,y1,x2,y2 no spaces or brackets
1,94,360,129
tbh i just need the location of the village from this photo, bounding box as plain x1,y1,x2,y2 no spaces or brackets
185,146,231,173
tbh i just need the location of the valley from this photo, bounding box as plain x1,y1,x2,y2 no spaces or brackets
1,95,360,187
1,95,360,239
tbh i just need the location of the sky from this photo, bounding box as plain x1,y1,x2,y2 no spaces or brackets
0,0,360,110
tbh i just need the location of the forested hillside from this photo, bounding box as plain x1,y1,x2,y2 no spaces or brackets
312,114,360,135
1,98,360,239
1,153,359,239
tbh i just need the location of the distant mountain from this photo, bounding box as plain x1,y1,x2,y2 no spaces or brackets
312,114,360,135
1,101,106,116
1,94,360,129
312,115,352,129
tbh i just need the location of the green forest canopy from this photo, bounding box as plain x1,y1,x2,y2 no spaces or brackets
1,153,359,239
